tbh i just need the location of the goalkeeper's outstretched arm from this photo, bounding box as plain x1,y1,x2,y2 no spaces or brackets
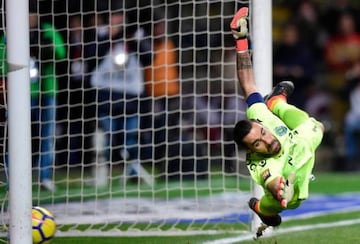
230,7,257,99
236,52,257,99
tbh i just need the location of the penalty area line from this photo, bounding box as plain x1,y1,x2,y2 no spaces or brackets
203,218,360,244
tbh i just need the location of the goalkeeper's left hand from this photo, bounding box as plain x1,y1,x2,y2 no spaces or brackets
277,172,296,208
230,7,249,53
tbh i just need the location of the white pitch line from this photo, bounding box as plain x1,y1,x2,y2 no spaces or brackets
203,218,360,244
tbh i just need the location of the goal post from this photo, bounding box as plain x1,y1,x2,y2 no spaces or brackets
6,0,33,242
251,0,273,232
0,0,273,238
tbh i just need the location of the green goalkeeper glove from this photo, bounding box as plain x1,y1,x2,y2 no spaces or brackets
277,172,296,208
230,7,249,53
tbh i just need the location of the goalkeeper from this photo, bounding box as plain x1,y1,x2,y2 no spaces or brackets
230,7,324,227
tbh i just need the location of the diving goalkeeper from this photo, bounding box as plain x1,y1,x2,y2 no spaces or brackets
230,7,324,227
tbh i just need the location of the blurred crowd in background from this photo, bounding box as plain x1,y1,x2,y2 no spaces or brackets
272,0,360,171
1,0,360,186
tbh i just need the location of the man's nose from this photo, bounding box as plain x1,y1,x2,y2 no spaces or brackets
263,134,273,145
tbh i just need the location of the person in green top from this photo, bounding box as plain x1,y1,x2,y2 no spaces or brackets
0,5,66,191
230,7,325,227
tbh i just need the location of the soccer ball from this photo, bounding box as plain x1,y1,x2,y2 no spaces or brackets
32,206,56,244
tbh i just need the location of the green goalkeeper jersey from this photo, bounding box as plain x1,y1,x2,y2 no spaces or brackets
245,103,323,201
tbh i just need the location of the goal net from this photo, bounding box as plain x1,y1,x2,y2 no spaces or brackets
0,0,255,237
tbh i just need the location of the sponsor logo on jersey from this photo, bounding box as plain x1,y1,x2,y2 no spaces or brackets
274,126,288,137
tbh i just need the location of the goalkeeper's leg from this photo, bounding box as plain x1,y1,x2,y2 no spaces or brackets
248,197,282,227
266,82,309,130
269,100,309,130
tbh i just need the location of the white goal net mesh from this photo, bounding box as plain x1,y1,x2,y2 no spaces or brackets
0,0,252,236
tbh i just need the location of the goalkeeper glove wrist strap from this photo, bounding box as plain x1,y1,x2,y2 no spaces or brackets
236,39,248,53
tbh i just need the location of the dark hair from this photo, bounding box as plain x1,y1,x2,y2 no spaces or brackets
233,119,253,149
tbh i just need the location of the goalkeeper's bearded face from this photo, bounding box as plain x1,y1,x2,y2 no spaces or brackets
242,121,281,156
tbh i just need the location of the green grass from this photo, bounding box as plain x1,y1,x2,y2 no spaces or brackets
50,235,235,244
1,172,360,243
44,209,360,244
2,169,358,203
36,210,360,244
309,172,359,194
54,172,360,243
240,223,360,244
29,170,360,203
22,168,251,205
0,166,250,206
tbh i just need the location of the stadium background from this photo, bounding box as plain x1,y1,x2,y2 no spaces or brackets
17,0,360,172
1,0,360,243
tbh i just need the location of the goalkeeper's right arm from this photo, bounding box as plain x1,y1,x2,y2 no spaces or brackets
230,7,257,99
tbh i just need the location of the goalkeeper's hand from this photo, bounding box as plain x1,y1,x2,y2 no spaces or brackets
276,172,296,208
230,7,249,53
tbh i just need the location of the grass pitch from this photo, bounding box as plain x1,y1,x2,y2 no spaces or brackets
0,171,359,243
35,172,360,243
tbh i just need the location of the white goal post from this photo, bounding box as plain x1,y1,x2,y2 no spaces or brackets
1,0,272,238
6,0,33,242
251,0,273,232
